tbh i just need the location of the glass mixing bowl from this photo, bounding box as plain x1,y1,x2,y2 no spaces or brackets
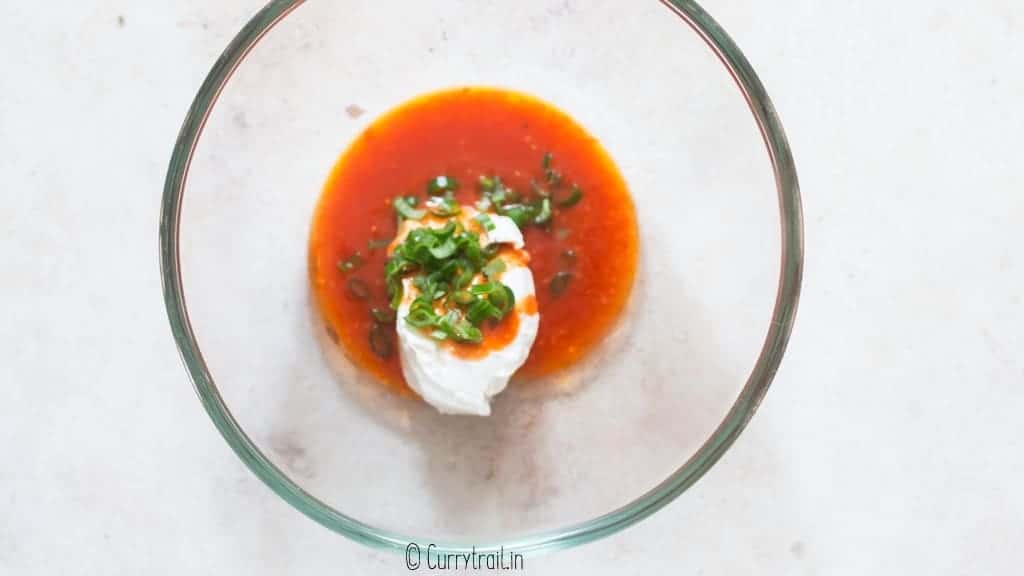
160,0,803,555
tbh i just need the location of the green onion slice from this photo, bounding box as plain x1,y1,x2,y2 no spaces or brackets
474,212,496,232
393,196,426,220
482,258,506,279
427,175,459,196
549,271,573,297
558,185,583,208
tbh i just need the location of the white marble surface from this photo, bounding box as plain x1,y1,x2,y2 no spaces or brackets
2,1,1022,574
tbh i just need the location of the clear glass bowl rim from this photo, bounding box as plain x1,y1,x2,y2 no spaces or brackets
159,0,804,555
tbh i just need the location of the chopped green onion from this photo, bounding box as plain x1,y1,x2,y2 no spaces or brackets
428,239,457,259
410,295,435,312
470,282,496,295
371,307,396,323
534,197,552,225
429,259,457,280
393,196,426,220
466,298,501,326
452,291,475,305
474,212,496,232
558,185,583,208
426,196,461,217
385,255,414,278
530,180,550,198
337,252,364,273
433,310,483,343
482,244,501,260
544,169,563,187
388,279,404,309
405,305,436,328
427,175,459,196
368,323,393,358
435,220,457,238
367,238,391,252
382,188,528,344
549,271,573,297
487,283,514,314
452,322,482,344
542,152,553,169
502,285,515,312
482,258,506,279
413,271,433,289
498,203,536,228
478,175,497,193
430,330,449,341
454,266,475,289
461,237,483,268
347,277,371,300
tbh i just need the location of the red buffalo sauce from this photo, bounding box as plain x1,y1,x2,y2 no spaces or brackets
310,87,637,393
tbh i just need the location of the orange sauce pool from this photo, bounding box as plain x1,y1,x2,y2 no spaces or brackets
310,87,638,392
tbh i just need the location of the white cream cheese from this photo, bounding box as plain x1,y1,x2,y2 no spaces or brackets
392,209,539,415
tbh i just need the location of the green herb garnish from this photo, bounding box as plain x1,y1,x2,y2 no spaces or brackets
478,175,498,193
477,176,513,207
530,180,550,198
497,203,536,228
428,238,458,259
371,307,396,323
466,298,502,325
452,291,475,305
347,277,371,300
367,238,391,252
473,152,582,232
470,281,497,295
474,212,496,232
427,175,459,196
378,151,585,343
426,196,462,217
533,197,552,225
482,258,506,279
558,184,583,208
541,152,564,186
549,271,573,297
393,196,425,221
454,266,475,290
482,244,501,260
437,312,483,343
368,323,393,358
544,169,563,187
384,219,517,344
487,284,515,315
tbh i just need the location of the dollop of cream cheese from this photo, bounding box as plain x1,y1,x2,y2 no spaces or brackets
392,208,538,416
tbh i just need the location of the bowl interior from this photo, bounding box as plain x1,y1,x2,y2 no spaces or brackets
167,0,798,551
